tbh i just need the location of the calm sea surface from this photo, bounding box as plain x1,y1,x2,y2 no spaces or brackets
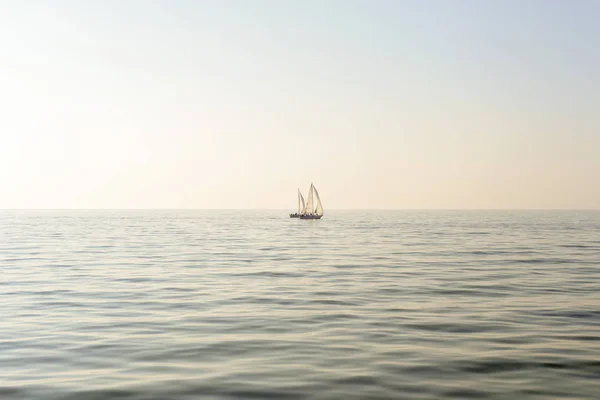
1,210,599,399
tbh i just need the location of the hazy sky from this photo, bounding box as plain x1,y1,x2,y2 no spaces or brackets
1,0,598,209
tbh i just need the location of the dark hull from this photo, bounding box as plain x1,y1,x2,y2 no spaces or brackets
289,213,300,218
299,215,322,219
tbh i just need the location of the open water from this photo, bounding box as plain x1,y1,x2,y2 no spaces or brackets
1,210,599,399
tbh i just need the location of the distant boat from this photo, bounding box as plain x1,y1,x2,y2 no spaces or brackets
299,183,323,219
289,189,306,218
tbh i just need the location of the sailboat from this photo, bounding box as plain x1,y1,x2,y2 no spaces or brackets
289,189,306,218
299,183,323,219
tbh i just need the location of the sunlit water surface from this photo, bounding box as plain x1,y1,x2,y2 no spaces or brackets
1,210,599,399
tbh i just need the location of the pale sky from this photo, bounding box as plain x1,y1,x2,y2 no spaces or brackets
1,0,598,209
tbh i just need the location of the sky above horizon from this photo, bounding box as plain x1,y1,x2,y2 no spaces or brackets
1,0,598,209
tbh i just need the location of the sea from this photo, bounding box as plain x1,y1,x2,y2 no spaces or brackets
1,210,599,399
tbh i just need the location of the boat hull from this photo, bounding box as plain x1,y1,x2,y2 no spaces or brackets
299,215,322,219
289,213,300,218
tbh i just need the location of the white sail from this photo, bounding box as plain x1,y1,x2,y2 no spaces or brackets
304,184,314,215
299,191,306,213
313,185,323,216
297,189,301,213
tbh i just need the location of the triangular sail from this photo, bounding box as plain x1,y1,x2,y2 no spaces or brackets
304,184,314,215
299,191,306,213
313,185,323,216
297,189,301,213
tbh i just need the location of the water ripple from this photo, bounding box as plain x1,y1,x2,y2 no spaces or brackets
1,210,600,399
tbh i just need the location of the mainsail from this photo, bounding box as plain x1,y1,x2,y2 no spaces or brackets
304,183,314,214
313,185,323,216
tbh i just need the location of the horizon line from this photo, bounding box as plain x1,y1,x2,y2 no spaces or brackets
1,208,599,211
